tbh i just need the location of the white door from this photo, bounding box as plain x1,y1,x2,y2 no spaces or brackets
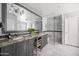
65,17,79,46
65,18,69,44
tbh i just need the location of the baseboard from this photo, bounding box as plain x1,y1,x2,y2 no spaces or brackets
65,44,79,48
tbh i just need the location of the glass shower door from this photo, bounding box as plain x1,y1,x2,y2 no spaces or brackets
42,15,62,45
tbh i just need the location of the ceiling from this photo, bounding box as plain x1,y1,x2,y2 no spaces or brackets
21,3,79,17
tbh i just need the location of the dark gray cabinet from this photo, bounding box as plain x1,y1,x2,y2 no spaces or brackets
0,44,15,56
9,44,15,56
28,38,35,56
15,38,35,56
0,34,48,56
41,35,48,48
24,37,35,56
15,41,27,56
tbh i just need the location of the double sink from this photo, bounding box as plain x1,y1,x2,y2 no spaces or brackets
0,33,46,47
0,34,32,47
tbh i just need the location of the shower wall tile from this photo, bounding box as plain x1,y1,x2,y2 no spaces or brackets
42,17,54,31
55,15,62,31
55,32,62,44
45,32,55,45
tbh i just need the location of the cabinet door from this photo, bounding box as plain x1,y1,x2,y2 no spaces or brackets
25,40,29,56
15,41,26,56
41,35,47,48
9,44,15,56
0,45,10,56
0,44,15,56
28,38,35,56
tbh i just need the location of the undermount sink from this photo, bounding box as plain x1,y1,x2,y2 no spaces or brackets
22,34,31,37
13,37,24,40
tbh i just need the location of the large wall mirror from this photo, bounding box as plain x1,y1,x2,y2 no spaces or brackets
2,3,42,34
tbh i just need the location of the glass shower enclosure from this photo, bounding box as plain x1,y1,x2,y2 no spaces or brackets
42,15,62,45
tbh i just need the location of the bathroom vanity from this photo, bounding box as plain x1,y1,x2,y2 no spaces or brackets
0,33,48,56
0,3,47,56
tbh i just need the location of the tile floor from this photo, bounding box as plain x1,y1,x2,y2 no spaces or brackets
37,43,79,56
